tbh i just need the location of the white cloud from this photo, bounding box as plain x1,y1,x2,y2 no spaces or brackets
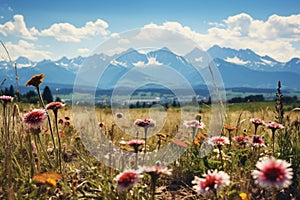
77,48,90,53
137,13,300,62
0,14,37,40
40,19,109,42
4,40,52,61
225,56,249,65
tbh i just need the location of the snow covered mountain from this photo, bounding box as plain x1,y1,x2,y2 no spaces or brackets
0,46,299,91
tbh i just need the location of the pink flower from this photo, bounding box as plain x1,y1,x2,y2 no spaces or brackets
127,139,145,146
266,121,284,131
45,102,64,110
134,118,156,128
0,95,13,103
143,165,172,176
250,118,265,126
207,136,229,147
192,170,230,195
250,135,265,147
23,109,47,129
114,169,142,190
127,139,145,153
233,135,250,145
252,157,293,189
183,120,205,129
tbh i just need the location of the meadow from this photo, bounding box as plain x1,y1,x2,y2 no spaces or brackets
0,74,300,200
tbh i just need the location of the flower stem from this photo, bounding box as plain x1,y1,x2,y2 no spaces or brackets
36,86,57,165
272,129,275,156
54,110,62,172
37,133,53,168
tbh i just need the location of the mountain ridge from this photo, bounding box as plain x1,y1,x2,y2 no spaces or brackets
1,46,299,91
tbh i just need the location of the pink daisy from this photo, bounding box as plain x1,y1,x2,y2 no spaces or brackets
250,118,265,126
183,120,205,129
266,121,284,131
192,170,230,195
250,135,266,147
233,135,250,145
207,136,230,147
143,165,172,176
252,157,293,189
45,102,64,110
0,95,13,103
134,118,156,128
114,169,142,190
23,109,47,129
127,139,145,146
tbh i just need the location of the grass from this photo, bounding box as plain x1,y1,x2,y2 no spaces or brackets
0,94,300,199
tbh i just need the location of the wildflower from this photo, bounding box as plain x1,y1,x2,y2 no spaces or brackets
143,164,172,176
224,125,236,131
192,170,230,195
134,118,156,128
207,136,229,147
45,102,64,111
239,192,248,200
252,157,293,189
250,135,265,147
25,74,45,87
127,139,145,147
33,172,62,187
114,169,142,190
116,112,123,119
59,133,66,137
250,118,265,135
183,120,205,129
266,121,284,131
23,109,47,129
233,135,250,145
0,95,13,103
250,118,265,126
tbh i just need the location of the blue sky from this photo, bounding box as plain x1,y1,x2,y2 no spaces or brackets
1,0,300,62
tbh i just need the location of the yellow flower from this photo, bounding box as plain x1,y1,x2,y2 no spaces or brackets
25,74,45,87
239,192,248,200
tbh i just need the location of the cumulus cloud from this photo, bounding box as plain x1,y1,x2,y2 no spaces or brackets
0,14,38,40
137,13,300,62
0,14,110,43
4,40,52,61
40,19,109,42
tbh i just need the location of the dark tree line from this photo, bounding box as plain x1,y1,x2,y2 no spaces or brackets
0,85,57,103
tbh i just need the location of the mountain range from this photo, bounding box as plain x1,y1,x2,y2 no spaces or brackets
1,45,299,92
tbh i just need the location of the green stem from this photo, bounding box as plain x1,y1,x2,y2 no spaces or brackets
37,133,53,168
54,110,62,172
36,86,57,164
272,129,275,156
33,134,41,173
27,133,34,177
218,145,224,170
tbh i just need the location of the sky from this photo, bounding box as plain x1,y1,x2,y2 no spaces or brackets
0,0,300,62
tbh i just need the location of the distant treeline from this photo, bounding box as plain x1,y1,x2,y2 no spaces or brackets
228,94,299,104
0,85,60,103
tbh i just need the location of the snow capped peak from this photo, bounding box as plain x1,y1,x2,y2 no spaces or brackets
225,56,249,65
133,56,163,67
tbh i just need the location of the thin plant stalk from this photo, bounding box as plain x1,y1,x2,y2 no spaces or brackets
35,86,56,167
144,127,148,154
150,174,158,200
37,133,53,168
217,145,224,170
271,129,276,156
33,135,41,173
53,110,62,172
